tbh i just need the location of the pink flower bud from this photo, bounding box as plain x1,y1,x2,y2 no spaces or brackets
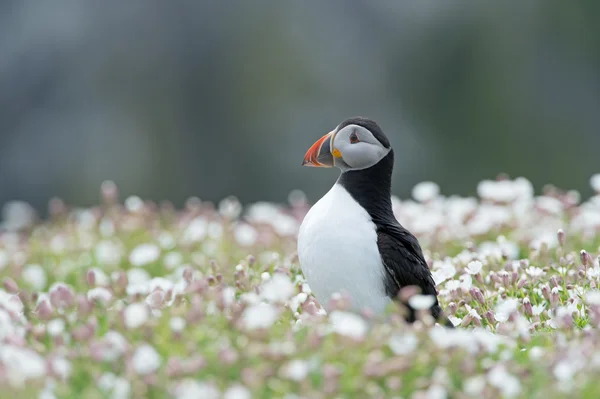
484,310,495,324
303,300,320,316
218,348,239,365
182,267,194,284
36,299,53,320
49,284,74,309
581,250,591,266
551,288,559,307
474,273,484,284
542,285,551,301
100,180,119,204
517,277,527,289
550,276,559,288
469,287,485,305
3,278,18,293
460,313,473,327
500,271,510,287
578,269,586,279
399,285,420,302
447,302,457,314
511,272,518,285
48,197,67,217
181,355,206,374
145,290,166,309
72,324,94,342
113,271,128,292
523,297,533,316
76,295,92,316
86,270,96,287
557,229,565,246
166,357,182,377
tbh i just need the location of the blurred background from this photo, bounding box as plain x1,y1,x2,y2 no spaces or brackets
2,0,599,214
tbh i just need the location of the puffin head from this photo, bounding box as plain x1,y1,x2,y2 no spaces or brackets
302,117,392,171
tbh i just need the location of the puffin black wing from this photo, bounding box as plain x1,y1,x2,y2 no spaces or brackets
376,220,452,326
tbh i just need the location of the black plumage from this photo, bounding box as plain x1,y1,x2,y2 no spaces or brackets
337,118,452,326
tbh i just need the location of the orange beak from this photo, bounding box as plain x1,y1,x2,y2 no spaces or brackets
302,131,335,167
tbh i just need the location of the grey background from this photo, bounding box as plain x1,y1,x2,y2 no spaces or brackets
1,1,599,213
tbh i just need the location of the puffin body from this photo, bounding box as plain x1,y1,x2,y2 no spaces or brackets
297,117,448,324
298,183,391,314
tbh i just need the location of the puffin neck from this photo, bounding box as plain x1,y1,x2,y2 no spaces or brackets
336,150,395,222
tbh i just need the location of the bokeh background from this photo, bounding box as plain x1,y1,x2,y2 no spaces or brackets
2,0,599,214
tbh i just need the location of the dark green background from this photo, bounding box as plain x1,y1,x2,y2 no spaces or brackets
1,1,599,212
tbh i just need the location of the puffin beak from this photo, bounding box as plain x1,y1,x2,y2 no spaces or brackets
302,131,336,167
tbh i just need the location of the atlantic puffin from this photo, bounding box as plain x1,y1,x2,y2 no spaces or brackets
297,117,450,326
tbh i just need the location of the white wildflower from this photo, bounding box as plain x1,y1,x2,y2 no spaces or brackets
528,346,544,360
129,244,160,266
459,274,472,291
0,309,21,341
272,214,298,237
223,384,251,399
0,291,23,314
183,217,207,242
124,303,149,329
282,359,309,381
112,378,131,399
494,298,519,323
329,311,368,340
412,181,440,202
149,277,174,293
222,286,236,307
388,333,418,355
95,241,122,266
125,196,144,212
487,365,521,398
169,317,186,333
22,264,47,291
260,273,295,303
591,174,600,192
525,266,545,278
98,372,117,391
173,379,220,399
288,293,308,312
132,344,161,375
465,260,483,275
219,196,242,219
408,294,436,310
87,287,112,304
585,290,600,305
0,345,46,386
101,331,127,362
164,252,183,269
553,361,576,381
427,384,447,399
47,319,65,337
1,201,36,231
431,260,456,285
51,356,71,379
241,303,278,330
463,375,486,396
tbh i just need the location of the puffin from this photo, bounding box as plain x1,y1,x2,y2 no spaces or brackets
297,117,451,326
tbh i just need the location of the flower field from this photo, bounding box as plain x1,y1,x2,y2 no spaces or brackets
2,176,600,398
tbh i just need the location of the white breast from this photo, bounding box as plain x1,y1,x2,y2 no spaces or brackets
297,184,391,314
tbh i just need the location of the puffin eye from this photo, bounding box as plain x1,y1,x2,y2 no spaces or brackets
349,132,359,144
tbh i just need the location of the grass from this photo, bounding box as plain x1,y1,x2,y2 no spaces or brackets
1,176,600,398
